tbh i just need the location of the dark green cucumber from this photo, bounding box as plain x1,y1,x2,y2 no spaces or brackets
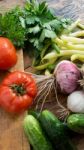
67,114,84,134
23,115,53,150
38,110,77,150
29,110,71,135
28,110,40,119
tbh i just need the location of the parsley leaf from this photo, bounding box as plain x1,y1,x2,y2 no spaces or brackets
40,29,56,42
23,0,71,62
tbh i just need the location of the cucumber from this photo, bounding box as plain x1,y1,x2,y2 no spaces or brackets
23,115,53,150
38,110,77,150
67,114,84,134
28,110,40,119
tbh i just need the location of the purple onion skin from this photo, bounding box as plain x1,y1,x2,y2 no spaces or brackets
54,60,81,94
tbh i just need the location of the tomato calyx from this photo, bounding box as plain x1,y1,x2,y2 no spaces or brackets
10,84,27,96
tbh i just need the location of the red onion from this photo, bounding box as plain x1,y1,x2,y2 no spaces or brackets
54,60,81,94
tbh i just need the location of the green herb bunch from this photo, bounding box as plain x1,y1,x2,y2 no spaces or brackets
23,0,71,63
0,0,71,68
0,7,26,48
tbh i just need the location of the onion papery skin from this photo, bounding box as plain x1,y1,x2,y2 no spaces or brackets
54,60,81,94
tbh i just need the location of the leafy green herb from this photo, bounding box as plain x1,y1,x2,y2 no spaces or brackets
23,0,71,67
0,0,71,70
0,7,26,48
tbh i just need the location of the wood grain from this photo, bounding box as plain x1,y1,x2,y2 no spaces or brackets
0,1,30,150
10,49,24,72
0,49,30,150
0,0,25,12
38,0,84,20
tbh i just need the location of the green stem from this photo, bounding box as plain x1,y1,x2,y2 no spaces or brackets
41,42,51,58
10,84,26,96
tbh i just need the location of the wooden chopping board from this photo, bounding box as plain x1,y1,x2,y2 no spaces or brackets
0,50,31,150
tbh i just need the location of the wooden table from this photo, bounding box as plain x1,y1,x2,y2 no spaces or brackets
0,0,84,150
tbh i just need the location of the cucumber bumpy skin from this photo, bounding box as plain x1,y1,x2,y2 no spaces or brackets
67,114,84,134
39,110,77,150
23,115,53,150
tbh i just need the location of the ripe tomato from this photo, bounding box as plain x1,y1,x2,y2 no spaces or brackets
0,71,37,114
0,37,17,70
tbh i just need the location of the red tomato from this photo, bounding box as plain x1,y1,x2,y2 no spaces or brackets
0,37,17,70
0,71,37,114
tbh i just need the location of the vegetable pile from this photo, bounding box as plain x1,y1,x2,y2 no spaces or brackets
34,18,84,74
0,1,71,68
0,0,71,51
0,0,84,74
33,60,82,115
23,110,78,150
0,0,84,150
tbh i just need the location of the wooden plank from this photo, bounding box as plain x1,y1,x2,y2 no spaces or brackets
10,49,24,72
25,1,84,150
38,0,84,20
0,49,30,150
0,0,25,12
0,1,30,150
0,50,30,150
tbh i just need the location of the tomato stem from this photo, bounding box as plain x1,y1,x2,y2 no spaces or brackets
10,84,27,95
